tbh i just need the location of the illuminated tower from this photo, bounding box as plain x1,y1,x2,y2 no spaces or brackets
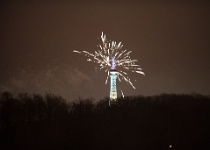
73,32,145,106
109,56,118,106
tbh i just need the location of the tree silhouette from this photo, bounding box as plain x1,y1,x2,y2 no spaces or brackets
0,92,210,150
45,93,68,122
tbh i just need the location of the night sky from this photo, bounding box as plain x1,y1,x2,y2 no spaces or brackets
1,1,210,101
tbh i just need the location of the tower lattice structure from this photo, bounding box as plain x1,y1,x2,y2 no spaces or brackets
109,70,118,106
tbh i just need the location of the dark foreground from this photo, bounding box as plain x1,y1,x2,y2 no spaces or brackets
0,92,210,150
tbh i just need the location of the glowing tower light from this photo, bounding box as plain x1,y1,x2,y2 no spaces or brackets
109,56,118,105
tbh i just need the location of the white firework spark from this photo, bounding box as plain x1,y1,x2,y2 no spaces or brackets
73,32,145,90
121,90,125,99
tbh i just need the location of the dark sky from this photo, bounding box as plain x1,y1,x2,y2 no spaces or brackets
1,0,210,101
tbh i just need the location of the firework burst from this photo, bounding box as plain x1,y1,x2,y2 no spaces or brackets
73,32,145,90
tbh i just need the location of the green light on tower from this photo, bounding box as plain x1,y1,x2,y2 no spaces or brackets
109,56,118,106
109,70,118,106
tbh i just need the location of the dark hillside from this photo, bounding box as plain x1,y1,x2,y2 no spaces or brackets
0,92,210,150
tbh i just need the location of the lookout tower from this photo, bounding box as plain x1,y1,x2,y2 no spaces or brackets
109,56,118,106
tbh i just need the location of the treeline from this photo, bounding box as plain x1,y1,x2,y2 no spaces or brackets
0,92,210,150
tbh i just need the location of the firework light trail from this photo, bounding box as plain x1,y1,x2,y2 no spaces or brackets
73,32,145,96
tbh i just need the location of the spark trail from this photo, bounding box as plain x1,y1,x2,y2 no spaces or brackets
73,32,145,90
